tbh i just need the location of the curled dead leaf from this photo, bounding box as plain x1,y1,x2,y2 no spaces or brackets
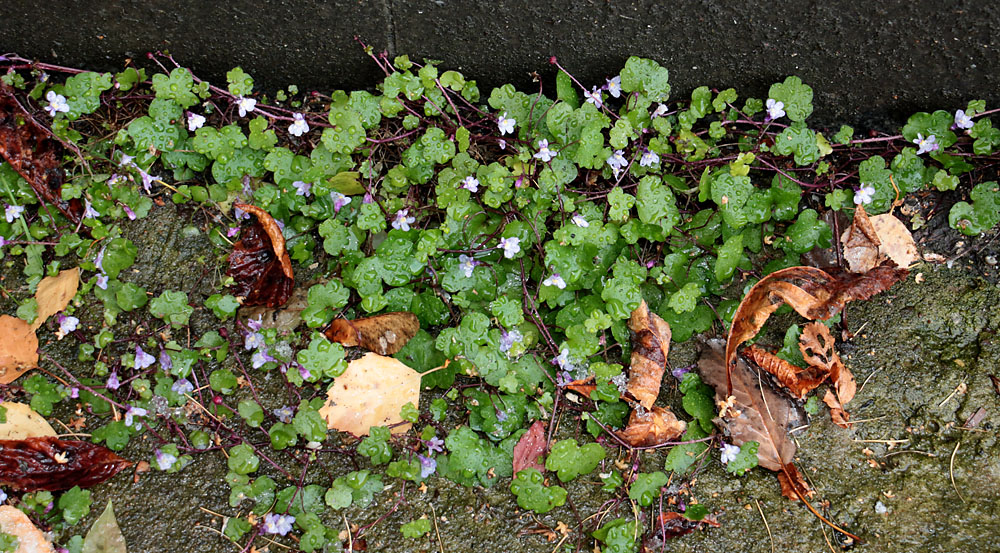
644,511,720,546
318,353,422,436
822,390,852,429
777,463,814,502
0,505,55,553
800,322,856,407
0,315,38,384
32,267,80,332
616,406,686,447
626,300,671,409
324,312,420,356
564,376,596,398
0,437,132,491
743,345,826,400
841,205,882,274
869,213,919,269
0,403,56,440
226,203,294,308
512,420,547,474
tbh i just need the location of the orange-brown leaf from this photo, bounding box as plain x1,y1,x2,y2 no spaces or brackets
32,267,80,332
0,315,38,384
564,376,596,398
822,390,852,428
743,345,826,399
616,406,686,447
841,205,882,274
234,203,292,278
800,322,856,406
324,312,419,355
627,300,671,409
777,463,814,502
512,420,547,473
227,203,295,307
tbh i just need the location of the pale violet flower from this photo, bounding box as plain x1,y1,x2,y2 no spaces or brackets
95,274,109,290
913,133,939,155
498,236,520,259
247,315,263,332
106,371,120,390
556,370,573,387
292,180,311,197
159,349,172,370
720,442,741,464
606,76,622,98
418,454,437,478
251,349,275,369
235,96,256,117
118,153,134,167
533,139,557,162
854,184,876,206
392,209,416,231
298,364,312,381
4,204,24,223
543,273,567,289
606,150,627,176
498,138,507,149
83,199,100,219
288,113,309,136
765,98,785,120
331,191,352,212
499,329,523,354
244,330,264,351
187,112,206,132
273,406,294,424
262,513,295,536
497,112,516,135
639,149,660,167
171,378,194,395
58,315,79,337
954,109,974,131
461,175,480,192
134,346,155,370
425,436,445,454
458,254,477,278
139,169,159,193
584,86,603,109
0,490,7,504
155,449,178,471
123,205,137,220
44,90,69,117
571,214,589,228
554,348,571,370
652,103,669,118
124,406,147,428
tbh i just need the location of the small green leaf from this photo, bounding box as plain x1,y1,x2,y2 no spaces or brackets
768,76,813,122
81,501,126,553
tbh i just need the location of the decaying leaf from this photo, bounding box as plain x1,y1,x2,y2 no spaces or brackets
0,315,39,384
869,213,919,269
512,420,547,474
318,353,421,436
31,267,80,332
0,403,56,440
0,505,55,553
564,376,596,398
626,300,671,409
841,205,882,274
324,312,420,356
643,511,720,547
0,437,132,491
82,501,127,553
822,391,852,429
226,203,294,308
725,262,907,395
616,406,686,447
777,463,815,502
239,283,310,334
743,345,827,400
0,85,84,226
799,322,855,407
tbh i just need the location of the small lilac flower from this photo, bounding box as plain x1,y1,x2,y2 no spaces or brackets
262,513,295,536
497,112,516,135
639,149,659,167
67,386,79,399
95,273,109,290
499,329,522,354
139,170,159,193
58,314,79,336
187,112,206,132
331,191,352,212
571,214,589,228
671,365,691,381
298,364,312,381
159,349,173,370
108,173,125,186
392,209,416,231
155,449,178,471
765,98,785,120
954,109,974,130
122,204,137,221
83,199,100,219
0,489,6,504
44,90,69,117
854,184,876,206
498,139,507,149
606,76,622,98
273,406,294,423
119,153,135,167
584,86,603,109
251,349,275,369
556,370,573,387
171,378,194,395
4,204,24,223
0,236,6,248
288,113,310,137
606,150,627,176
461,175,480,192
458,254,477,278
417,454,437,478
134,346,155,370
720,442,741,464
235,96,256,117
553,348,571,370
247,315,263,332
226,226,239,238
94,247,106,272
495,409,508,422
124,406,147,428
244,330,264,351
913,133,939,155
543,273,567,289
533,139,557,162
498,236,520,259
292,180,311,197
425,436,445,454
652,103,669,118
106,371,120,390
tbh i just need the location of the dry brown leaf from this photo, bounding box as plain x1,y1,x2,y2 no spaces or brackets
31,267,80,332
324,312,420,356
227,203,294,308
240,283,310,334
0,505,55,553
235,203,292,279
564,376,596,398
616,406,686,447
0,403,56,440
0,315,38,384
822,390,852,428
800,322,856,406
512,420,547,474
870,213,919,268
777,463,814,502
840,205,882,274
318,352,421,436
743,345,827,400
626,300,671,409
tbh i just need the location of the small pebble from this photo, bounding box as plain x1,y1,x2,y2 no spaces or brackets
875,500,888,514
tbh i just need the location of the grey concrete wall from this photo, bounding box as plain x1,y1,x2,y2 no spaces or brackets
2,0,998,128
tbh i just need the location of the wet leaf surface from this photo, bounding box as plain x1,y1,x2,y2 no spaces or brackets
0,315,38,384
82,501,127,553
324,312,419,355
31,266,79,332
841,205,881,273
226,203,294,307
0,402,56,440
616,405,686,447
0,437,132,491
744,345,826,399
626,300,671,409
0,505,55,553
512,420,547,474
318,353,421,436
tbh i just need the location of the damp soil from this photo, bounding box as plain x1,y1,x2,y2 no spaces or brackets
5,201,999,553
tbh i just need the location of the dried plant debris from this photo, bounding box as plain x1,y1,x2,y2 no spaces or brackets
512,420,547,474
616,406,686,447
324,312,420,355
626,300,671,409
319,353,421,436
0,315,39,385
841,205,882,273
226,203,294,308
0,437,132,491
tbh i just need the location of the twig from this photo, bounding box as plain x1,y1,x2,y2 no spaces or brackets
754,498,775,553
949,440,966,504
430,504,445,553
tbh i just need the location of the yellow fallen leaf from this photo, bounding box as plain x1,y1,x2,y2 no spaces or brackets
0,505,55,553
0,315,38,384
30,267,79,332
0,402,56,440
318,353,421,436
869,214,919,268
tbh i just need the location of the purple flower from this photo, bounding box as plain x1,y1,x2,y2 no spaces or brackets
331,191,352,213
913,133,939,155
854,184,876,206
83,199,100,219
134,346,155,370
533,139,557,162
497,112,516,135
765,98,785,120
671,365,691,381
954,109,974,130
606,150,627,177
69,387,79,399
461,175,480,193
273,406,294,424
499,329,522,354
106,371,120,390
124,406,147,427
606,76,622,98
57,314,79,336
292,180,311,197
495,409,508,422
288,113,310,137
139,169,159,193
417,454,437,478
155,449,178,470
556,370,573,388
0,489,6,504
251,349,275,369
425,436,445,454
0,236,6,248
94,247,106,272
720,442,740,464
247,315,263,332
226,226,239,237
234,206,250,221
244,330,264,351
553,348,572,370
4,204,24,223
298,364,312,381
122,204,137,220
187,112,206,132
458,254,477,278
392,209,416,232
171,378,194,395
159,349,173,370
262,513,295,536
498,236,520,259
543,273,566,289
95,273,109,290
639,149,659,167
584,86,603,109
44,90,69,117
